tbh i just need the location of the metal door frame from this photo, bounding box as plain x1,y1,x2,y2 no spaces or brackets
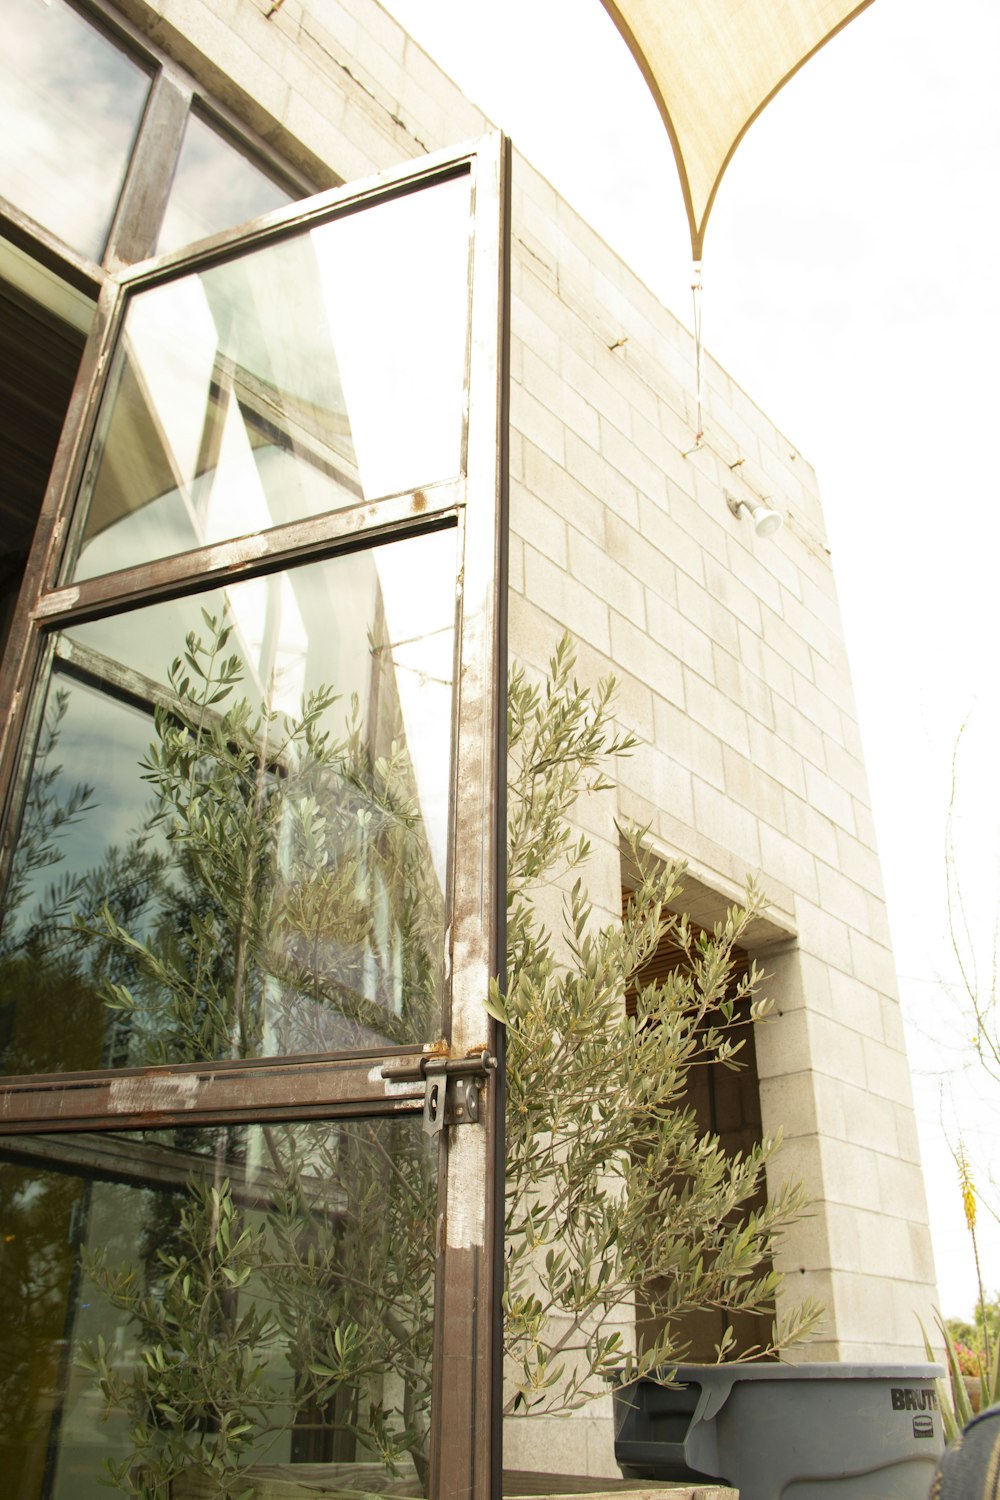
0,133,510,1500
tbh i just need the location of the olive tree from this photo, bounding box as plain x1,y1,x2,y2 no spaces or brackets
2,624,817,1496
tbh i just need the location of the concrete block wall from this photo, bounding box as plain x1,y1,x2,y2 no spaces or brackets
505,153,937,1369
113,0,938,1472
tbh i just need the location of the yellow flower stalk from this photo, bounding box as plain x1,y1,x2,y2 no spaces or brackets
958,1148,977,1234
956,1143,990,1368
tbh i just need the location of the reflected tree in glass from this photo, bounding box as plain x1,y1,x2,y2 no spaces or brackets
0,561,452,1496
77,1119,436,1499
0,1118,436,1500
74,607,445,1063
1,537,455,1075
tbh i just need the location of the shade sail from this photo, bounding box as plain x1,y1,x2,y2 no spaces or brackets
599,0,876,259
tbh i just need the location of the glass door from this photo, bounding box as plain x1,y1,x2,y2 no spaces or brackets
0,136,509,1500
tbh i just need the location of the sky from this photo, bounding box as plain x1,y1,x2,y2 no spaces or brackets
380,0,1000,1321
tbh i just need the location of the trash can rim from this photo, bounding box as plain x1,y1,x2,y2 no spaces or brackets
636,1362,944,1383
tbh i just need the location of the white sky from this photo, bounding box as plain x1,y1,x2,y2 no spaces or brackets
380,0,1000,1323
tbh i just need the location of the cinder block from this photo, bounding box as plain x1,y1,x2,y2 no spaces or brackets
794,670,846,742
652,697,725,790
849,928,899,998
749,721,807,798
877,1154,932,1220
702,554,764,636
629,742,695,828
646,593,715,682
647,504,709,591
759,824,819,902
756,1007,813,1081
833,827,886,898
722,745,786,830
610,612,684,710
511,292,562,372
803,761,856,833
510,485,568,570
758,1069,821,1137
816,861,871,933
783,789,839,866
761,605,814,681
713,644,775,730
510,383,566,466
523,546,610,653
864,1036,918,1107
806,1014,868,1089
522,438,608,545
107,0,943,1384
821,1137,883,1211
606,513,676,603
565,432,641,527
561,342,633,434
793,897,853,974
851,798,880,851
691,779,761,866
522,346,601,450
569,530,645,623
774,696,826,777
724,531,785,615
683,669,751,756
826,969,885,1037
840,1085,900,1155
508,531,525,595
600,414,670,502
350,0,406,60
908,1222,938,1286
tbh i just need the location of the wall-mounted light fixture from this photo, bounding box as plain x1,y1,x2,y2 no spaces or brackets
725,490,783,540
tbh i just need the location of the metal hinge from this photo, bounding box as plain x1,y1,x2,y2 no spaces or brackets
381,1050,497,1135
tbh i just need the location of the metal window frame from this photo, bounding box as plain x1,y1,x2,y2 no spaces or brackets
0,132,510,1500
1,0,317,284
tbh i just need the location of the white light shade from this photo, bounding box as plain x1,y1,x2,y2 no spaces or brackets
752,504,784,539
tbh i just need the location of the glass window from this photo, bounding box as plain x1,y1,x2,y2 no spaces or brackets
69,172,471,581
0,139,505,1498
0,530,456,1073
0,1118,435,1499
157,110,295,256
0,0,151,261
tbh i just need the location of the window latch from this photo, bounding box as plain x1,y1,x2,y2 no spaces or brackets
381,1050,497,1134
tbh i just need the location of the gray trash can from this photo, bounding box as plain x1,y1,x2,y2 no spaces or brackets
614,1362,945,1499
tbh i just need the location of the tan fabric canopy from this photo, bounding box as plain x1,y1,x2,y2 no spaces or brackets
599,0,877,259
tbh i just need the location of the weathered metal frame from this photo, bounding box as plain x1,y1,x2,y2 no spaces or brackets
0,133,509,1500
0,0,314,301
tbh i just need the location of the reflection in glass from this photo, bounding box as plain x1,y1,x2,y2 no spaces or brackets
0,0,150,260
0,531,455,1072
0,1119,435,1499
72,173,471,581
157,111,294,256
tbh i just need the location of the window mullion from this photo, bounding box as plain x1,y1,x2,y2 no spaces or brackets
105,68,192,270
30,488,465,633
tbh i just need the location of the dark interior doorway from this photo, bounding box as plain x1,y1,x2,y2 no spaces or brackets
0,243,91,656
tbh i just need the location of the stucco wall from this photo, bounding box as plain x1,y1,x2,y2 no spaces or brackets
112,0,939,1475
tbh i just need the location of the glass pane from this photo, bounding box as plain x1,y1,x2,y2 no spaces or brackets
0,1118,435,1499
0,0,150,261
70,173,471,581
0,531,455,1072
157,111,294,256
